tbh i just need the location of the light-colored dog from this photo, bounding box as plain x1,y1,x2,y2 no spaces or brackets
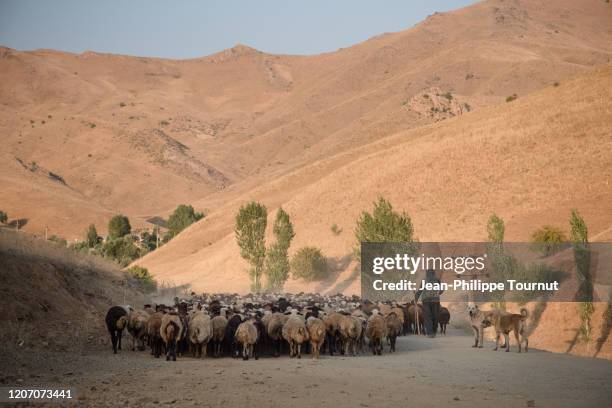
467,304,510,348
482,308,529,353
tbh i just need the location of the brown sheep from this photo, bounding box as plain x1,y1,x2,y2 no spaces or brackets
161,313,183,361
338,315,360,356
211,315,228,357
127,309,150,351
267,313,288,357
385,312,403,352
438,306,451,335
188,311,213,358
366,310,386,355
407,303,424,334
323,312,343,355
306,317,326,359
235,319,259,360
282,316,309,358
146,311,164,358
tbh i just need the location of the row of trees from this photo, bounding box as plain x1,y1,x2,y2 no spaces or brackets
234,203,331,292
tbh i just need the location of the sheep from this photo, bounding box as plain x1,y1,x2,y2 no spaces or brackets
211,314,228,357
105,306,128,354
267,312,288,357
366,310,386,355
306,317,326,359
282,316,309,358
323,312,343,356
161,312,183,361
127,309,150,351
188,311,213,358
225,313,243,357
407,303,424,334
338,315,360,356
235,319,259,360
438,306,451,335
146,311,164,358
385,312,402,352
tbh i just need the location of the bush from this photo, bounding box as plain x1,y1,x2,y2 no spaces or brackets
506,94,517,103
487,214,505,244
48,235,67,247
291,247,328,281
125,265,157,293
102,236,141,266
86,224,100,248
108,215,131,239
0,211,7,224
165,204,203,241
331,223,342,235
530,226,567,256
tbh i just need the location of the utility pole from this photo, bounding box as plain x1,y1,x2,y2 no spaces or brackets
16,219,19,231
45,226,48,240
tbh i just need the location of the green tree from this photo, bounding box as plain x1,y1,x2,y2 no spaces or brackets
530,225,567,256
354,197,416,258
102,236,141,266
486,213,507,310
165,204,204,240
265,207,295,291
235,201,267,292
291,247,328,281
0,211,7,224
86,224,100,248
108,215,131,239
487,214,505,244
570,209,593,340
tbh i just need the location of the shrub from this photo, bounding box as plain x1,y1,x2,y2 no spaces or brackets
530,226,567,256
506,94,517,103
86,224,100,248
102,236,141,267
291,247,328,281
0,211,7,224
125,265,157,293
235,201,267,292
165,204,203,241
160,120,170,126
119,102,126,107
108,215,131,239
48,235,67,247
331,223,342,236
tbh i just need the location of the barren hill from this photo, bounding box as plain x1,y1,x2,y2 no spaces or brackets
1,0,611,240
136,63,612,294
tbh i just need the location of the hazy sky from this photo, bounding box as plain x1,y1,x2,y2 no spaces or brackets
0,0,476,59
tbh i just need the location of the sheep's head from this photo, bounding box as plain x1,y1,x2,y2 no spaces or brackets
116,316,127,330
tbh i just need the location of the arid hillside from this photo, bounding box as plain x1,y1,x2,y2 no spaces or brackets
1,0,611,239
0,229,148,352
137,63,612,294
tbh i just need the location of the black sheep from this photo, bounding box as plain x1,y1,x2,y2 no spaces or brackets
105,306,128,354
438,306,451,335
225,314,243,357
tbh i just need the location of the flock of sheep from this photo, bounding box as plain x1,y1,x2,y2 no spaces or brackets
104,293,451,361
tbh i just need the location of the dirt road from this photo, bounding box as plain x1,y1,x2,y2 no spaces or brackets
2,329,610,407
